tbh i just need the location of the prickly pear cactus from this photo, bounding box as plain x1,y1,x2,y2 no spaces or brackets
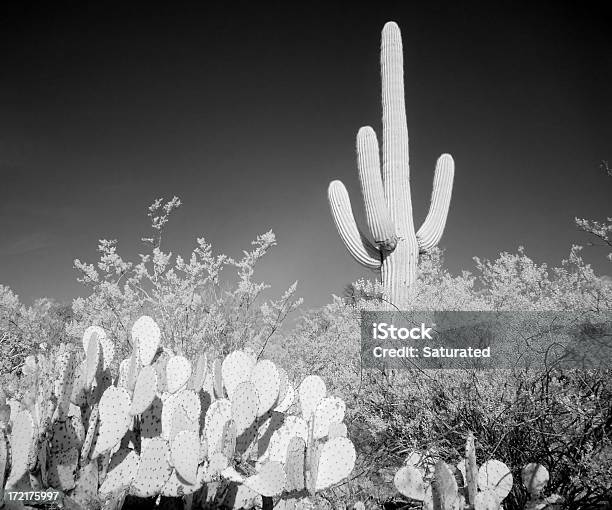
394,432,514,510
6,409,36,488
314,437,356,492
131,315,161,366
0,316,356,509
129,365,158,415
522,463,564,510
166,355,192,394
91,387,132,458
130,437,173,497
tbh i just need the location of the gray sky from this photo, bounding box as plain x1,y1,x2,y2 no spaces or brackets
1,2,610,308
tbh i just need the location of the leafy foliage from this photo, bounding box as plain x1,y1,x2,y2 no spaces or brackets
0,285,72,390
279,247,612,508
69,197,302,363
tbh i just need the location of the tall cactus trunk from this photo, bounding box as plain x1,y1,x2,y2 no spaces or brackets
380,20,417,309
328,22,455,310
381,237,418,309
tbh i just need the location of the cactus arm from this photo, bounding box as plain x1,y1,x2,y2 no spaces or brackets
328,180,382,269
381,21,413,235
356,126,397,251
416,153,455,252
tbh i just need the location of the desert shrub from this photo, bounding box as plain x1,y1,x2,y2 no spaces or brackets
68,197,302,364
281,247,612,508
0,285,72,391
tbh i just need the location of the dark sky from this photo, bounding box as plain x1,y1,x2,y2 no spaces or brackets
1,2,611,309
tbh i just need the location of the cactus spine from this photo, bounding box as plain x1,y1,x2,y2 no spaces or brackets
328,22,455,308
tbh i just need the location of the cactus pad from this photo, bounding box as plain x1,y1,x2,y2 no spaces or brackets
6,399,21,422
298,375,326,421
204,399,232,454
92,367,113,403
422,486,434,510
99,448,140,494
244,461,286,497
83,325,115,370
251,360,280,417
221,419,237,458
54,350,77,419
205,451,229,480
130,437,172,497
99,386,131,423
161,392,178,440
521,463,549,497
473,489,501,510
465,432,478,505
141,395,163,438
117,359,130,388
81,325,100,351
85,332,101,388
478,459,513,501
7,409,35,485
166,355,192,394
236,421,259,457
285,436,306,492
47,447,79,491
268,416,308,463
170,405,198,444
170,430,200,485
405,450,436,477
222,350,256,399
92,387,132,457
126,340,141,394
161,465,205,497
275,381,295,413
175,389,201,421
72,460,99,508
162,390,200,441
212,358,224,398
221,465,244,483
315,437,356,491
132,315,161,366
327,422,348,439
312,397,345,439
222,483,260,508
431,461,459,510
198,436,208,463
80,403,99,461
50,419,82,454
394,466,426,501
231,381,259,435
130,365,158,416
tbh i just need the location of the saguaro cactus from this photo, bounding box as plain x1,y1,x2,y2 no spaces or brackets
328,21,455,308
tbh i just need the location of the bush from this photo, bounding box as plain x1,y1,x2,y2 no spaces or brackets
281,247,612,508
68,197,302,364
0,285,72,392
